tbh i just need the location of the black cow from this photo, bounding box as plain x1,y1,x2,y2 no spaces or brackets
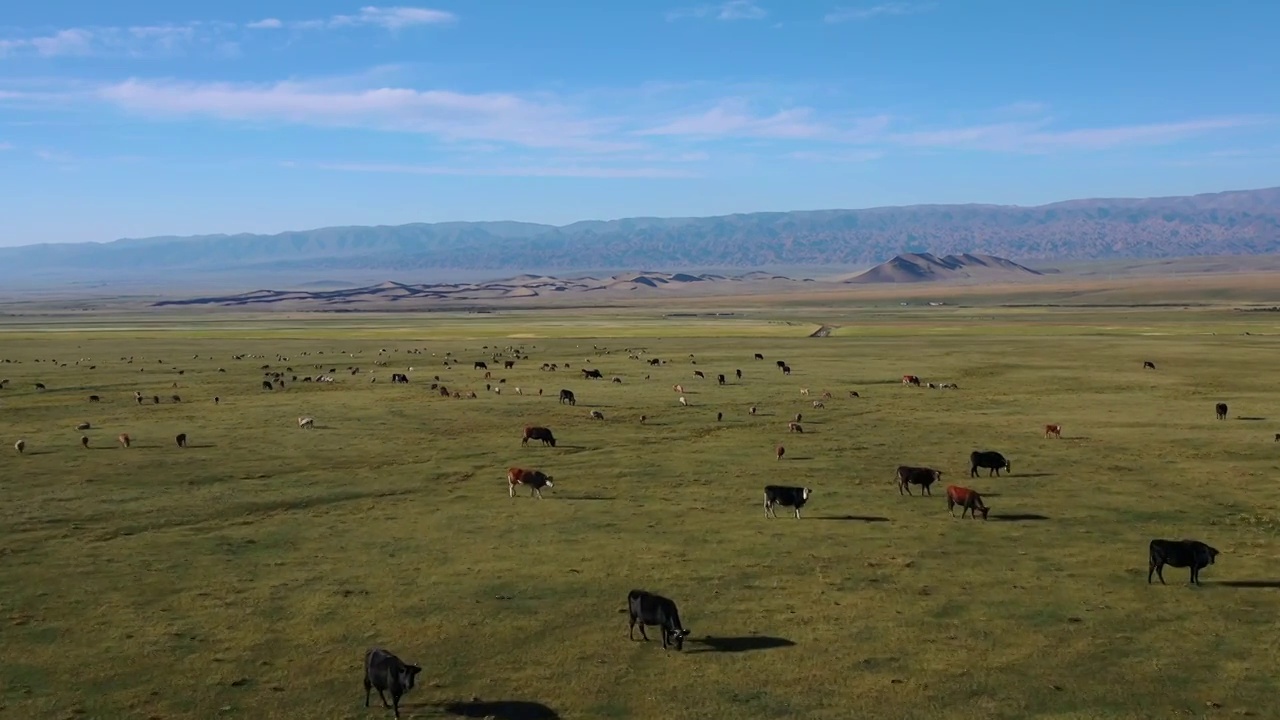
781,365,791,375
775,360,786,369
717,374,726,385
582,368,603,379
175,433,187,448
88,395,101,402
896,466,942,496
1143,361,1156,370
391,373,409,384
504,360,516,369
764,485,812,519
970,450,1011,477
1148,539,1220,585
735,369,742,380
559,389,576,405
261,380,273,391
1215,402,1228,420
649,358,661,366
755,353,764,360
363,647,422,720
474,361,488,370
522,426,557,447
627,590,690,651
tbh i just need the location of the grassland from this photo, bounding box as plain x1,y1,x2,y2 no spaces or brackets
2,305,1280,720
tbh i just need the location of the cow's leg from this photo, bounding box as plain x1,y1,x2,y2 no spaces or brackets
637,622,649,641
509,483,516,498
532,486,542,499
364,678,372,707
764,501,772,518
1156,564,1166,585
376,687,391,709
1190,566,1199,585
899,482,909,496
1147,561,1155,584
923,484,932,497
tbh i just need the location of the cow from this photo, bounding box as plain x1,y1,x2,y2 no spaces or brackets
812,400,825,409
764,484,811,518
1216,403,1228,420
755,353,764,360
582,368,603,379
590,410,605,420
504,360,516,370
1044,424,1062,439
391,373,409,383
794,413,802,423
694,370,705,379
782,365,791,375
716,411,722,422
34,383,46,391
627,590,690,651
76,422,91,431
946,485,989,520
171,395,181,403
152,396,160,404
176,433,187,448
800,388,810,396
261,380,273,391
298,416,315,429
80,435,89,449
673,384,684,394
788,422,803,433
14,439,24,454
88,395,101,402
1148,539,1220,585
897,466,943,496
1275,433,1280,442
507,467,554,498
649,358,661,366
775,444,783,459
363,647,422,720
559,389,576,405
848,391,860,398
1143,361,1156,369
522,426,556,447
612,377,622,384
679,396,688,406
474,361,488,370
970,450,1011,477
117,433,131,449
750,406,758,416
717,374,726,385
776,360,786,369
735,369,742,380
902,375,921,386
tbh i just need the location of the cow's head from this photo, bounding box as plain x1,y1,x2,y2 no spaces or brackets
977,505,990,520
400,664,423,691
543,476,554,487
671,628,691,651
1205,546,1220,564
1004,460,1012,473
801,487,813,501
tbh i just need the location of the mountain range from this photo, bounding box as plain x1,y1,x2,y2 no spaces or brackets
1,187,1278,282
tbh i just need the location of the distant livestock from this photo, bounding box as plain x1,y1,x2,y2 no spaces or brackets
474,361,488,370
522,426,557,447
627,590,690,651
35,383,46,391
14,439,24,454
1044,423,1062,439
1148,539,1219,585
970,450,1011,477
716,411,722,422
1143,361,1156,370
717,374,726,385
117,433,131,449
673,384,684,394
262,381,273,391
775,444,784,460
781,365,791,375
812,401,824,409
764,484,811,518
679,396,688,406
755,353,764,360
559,389,576,405
590,410,605,420
735,369,742,380
946,485,989,520
776,361,786,369
176,433,187,448
902,375,921,386
1216,403,1228,420
88,395,100,402
848,391,860,398
75,422,91,431
788,422,803,433
694,371,705,379
504,360,515,370
582,368,603,379
391,373,409,383
897,466,943,496
80,436,89,449
507,467,554,498
363,647,422,720
298,416,315,429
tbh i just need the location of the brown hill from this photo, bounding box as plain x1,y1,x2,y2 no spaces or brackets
846,253,1045,284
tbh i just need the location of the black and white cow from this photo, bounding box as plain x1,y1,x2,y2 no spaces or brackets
764,485,812,519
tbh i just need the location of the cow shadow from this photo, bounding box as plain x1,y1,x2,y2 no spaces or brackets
1237,417,1267,422
1013,473,1053,478
1214,580,1280,589
688,636,796,654
811,515,890,522
21,450,56,456
786,455,815,461
186,443,216,449
431,700,561,719
553,494,614,501
992,514,1049,522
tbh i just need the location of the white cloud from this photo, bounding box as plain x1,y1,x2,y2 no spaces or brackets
666,1,767,22
640,100,890,142
824,2,935,23
308,161,698,178
246,18,284,30
888,117,1265,152
329,7,457,29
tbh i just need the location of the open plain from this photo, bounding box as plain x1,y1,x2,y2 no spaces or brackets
3,302,1280,720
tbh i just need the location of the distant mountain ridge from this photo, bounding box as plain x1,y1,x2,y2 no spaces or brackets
848,253,1044,283
3,187,1279,280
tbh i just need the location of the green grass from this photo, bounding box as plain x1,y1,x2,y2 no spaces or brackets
2,308,1280,719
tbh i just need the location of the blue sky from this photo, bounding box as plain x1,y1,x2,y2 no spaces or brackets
1,1,1277,246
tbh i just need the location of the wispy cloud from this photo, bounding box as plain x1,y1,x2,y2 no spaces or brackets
666,1,767,22
246,18,284,30
0,141,13,151
251,6,457,31
784,149,884,162
824,2,935,23
307,161,698,178
889,116,1266,152
640,99,890,141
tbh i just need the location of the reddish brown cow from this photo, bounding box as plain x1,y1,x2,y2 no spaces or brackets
1044,423,1062,439
507,467,554,498
776,445,785,460
522,426,557,447
946,485,989,520
117,433,131,449
902,375,921,386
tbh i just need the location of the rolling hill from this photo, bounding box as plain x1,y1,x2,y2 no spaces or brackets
2,187,1279,282
847,253,1045,283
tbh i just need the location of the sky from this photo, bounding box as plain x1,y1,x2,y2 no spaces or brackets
1,1,1278,246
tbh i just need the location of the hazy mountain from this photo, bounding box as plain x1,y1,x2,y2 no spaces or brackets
2,187,1278,281
847,253,1044,283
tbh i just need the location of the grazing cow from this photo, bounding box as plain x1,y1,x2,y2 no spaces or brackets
693,370,705,379
640,415,647,423
35,383,46,391
171,395,181,403
927,383,937,389
80,435,89,449
1275,433,1279,442
363,648,422,720
800,388,810,396
88,395,100,402
176,433,187,448
750,406,758,416
775,444,784,460
1148,539,1220,585
1044,424,1062,439
812,400,825,409
848,391,860,398
736,369,742,380
755,353,764,360
627,590,690,651
117,433,131,449
716,411,723,422
970,450,1011,477
76,422,91,431
678,396,688,407
522,426,557,447
776,360,786,369
673,384,684,394
794,413,802,423
897,466,943,496
1143,361,1156,369
582,368,603,379
764,484,811,518
484,371,492,380
612,377,622,384
261,380,273,391
504,360,516,370
782,365,791,375
649,358,661,366
946,485,989,520
438,387,450,397
14,439,24,454
507,467,554,498
559,389,577,406
590,410,605,420
788,422,803,433
902,375,921,386
1216,403,1228,421
152,396,160,405
474,361,488,370
298,416,315,429
391,373,409,383
717,374,726,385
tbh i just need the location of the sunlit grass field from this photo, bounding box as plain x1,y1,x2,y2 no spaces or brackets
2,307,1279,719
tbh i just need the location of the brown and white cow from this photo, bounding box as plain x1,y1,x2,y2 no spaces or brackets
946,485,989,520
507,467,554,498
902,375,922,386
1044,423,1062,439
